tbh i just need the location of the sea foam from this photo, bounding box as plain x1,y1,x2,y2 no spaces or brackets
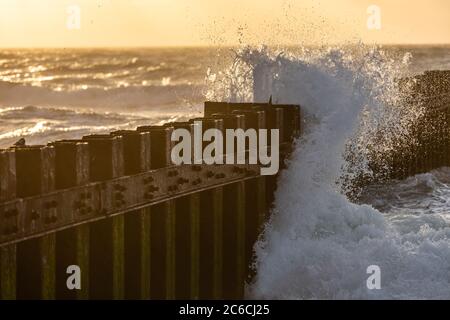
208,46,450,299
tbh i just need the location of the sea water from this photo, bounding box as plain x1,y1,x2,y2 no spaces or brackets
2,45,450,299
207,45,450,299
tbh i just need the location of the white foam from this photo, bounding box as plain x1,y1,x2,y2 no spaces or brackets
208,46,450,299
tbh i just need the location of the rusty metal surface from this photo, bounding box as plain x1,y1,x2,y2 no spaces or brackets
0,163,263,247
0,101,299,247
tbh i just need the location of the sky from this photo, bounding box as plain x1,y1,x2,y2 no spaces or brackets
0,0,449,47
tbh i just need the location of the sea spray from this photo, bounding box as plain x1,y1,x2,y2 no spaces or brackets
207,46,450,299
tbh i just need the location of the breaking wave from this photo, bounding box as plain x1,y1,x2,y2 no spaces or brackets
0,80,204,111
207,46,450,299
0,105,199,148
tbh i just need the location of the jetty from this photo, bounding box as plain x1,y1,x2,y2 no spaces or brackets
1,69,449,300
0,100,300,300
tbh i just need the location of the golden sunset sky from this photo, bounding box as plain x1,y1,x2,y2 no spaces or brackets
0,0,449,47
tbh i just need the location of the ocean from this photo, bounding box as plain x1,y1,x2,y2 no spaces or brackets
1,44,450,299
0,47,225,148
0,45,449,148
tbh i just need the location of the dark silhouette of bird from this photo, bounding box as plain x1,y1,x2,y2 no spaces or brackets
268,95,273,106
13,138,26,147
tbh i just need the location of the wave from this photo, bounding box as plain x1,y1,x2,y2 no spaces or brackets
361,168,450,216
0,80,204,111
207,46,450,299
0,105,134,148
0,105,201,149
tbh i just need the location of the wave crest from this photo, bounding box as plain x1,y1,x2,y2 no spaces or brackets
207,45,450,299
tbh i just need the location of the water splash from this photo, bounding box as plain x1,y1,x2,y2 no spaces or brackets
207,45,450,299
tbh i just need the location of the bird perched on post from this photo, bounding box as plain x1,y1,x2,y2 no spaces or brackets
13,138,26,147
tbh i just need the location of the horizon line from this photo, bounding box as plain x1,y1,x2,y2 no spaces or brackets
1,43,449,50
